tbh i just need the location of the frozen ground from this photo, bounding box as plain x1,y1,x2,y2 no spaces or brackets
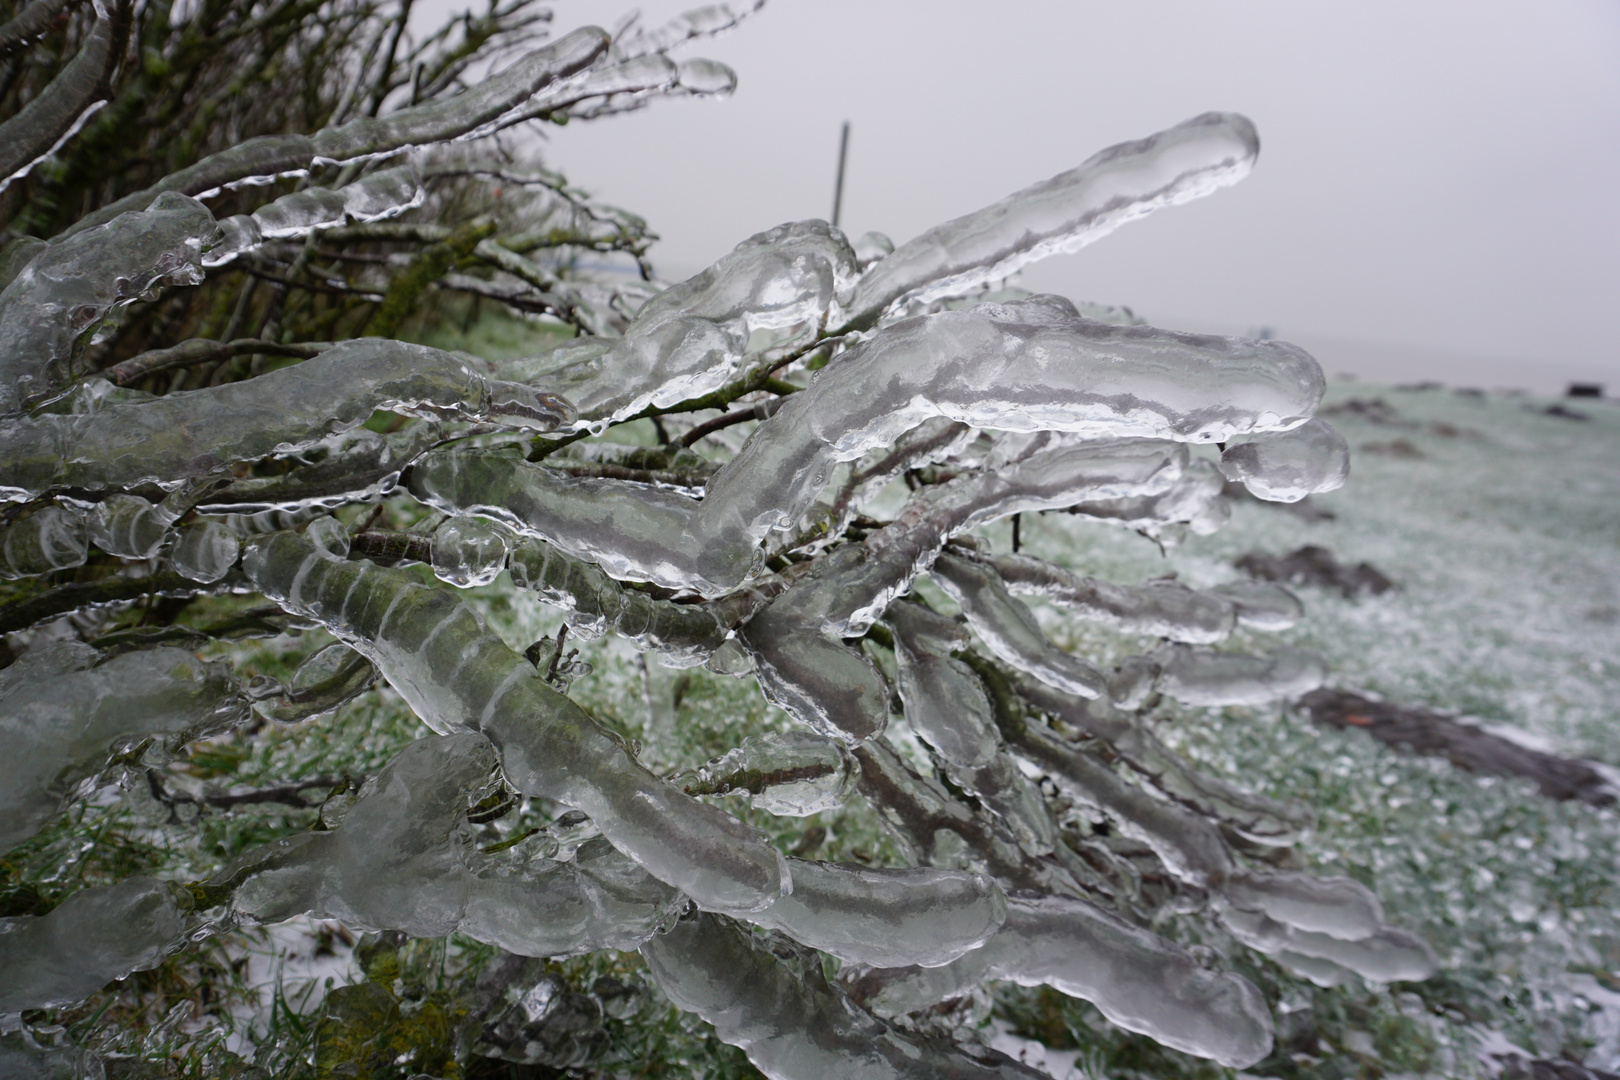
990,381,1620,1075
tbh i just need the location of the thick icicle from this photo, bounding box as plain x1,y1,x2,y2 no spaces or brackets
0,191,213,416
850,892,1275,1070
1219,417,1350,502
517,220,856,428
0,877,192,1017
642,910,1050,1080
754,860,1007,969
1155,643,1327,707
241,528,786,915
60,27,613,237
1223,870,1384,940
0,340,572,499
843,113,1261,323
0,640,248,850
167,519,241,583
932,551,1107,698
987,551,1237,644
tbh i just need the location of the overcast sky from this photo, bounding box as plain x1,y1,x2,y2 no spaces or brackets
442,1,1620,393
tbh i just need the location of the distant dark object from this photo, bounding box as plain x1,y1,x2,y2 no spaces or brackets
1221,481,1336,522
1236,545,1394,598
1566,382,1603,398
1321,396,1400,424
1453,386,1485,398
1541,403,1590,421
1498,1053,1620,1080
1359,438,1425,459
1395,381,1443,392
1298,689,1617,807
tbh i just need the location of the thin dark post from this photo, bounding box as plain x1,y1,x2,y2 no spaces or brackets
832,120,850,227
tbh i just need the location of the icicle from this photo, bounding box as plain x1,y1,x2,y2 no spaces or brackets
1219,417,1349,503
851,892,1275,1070
430,516,510,587
642,910,1051,1080
1067,457,1231,539
0,502,88,579
0,191,214,416
242,528,787,915
0,640,249,850
670,730,857,816
752,860,1007,969
0,877,193,1018
1155,643,1327,707
987,551,1237,644
931,551,1107,698
0,340,573,500
1223,870,1384,939
843,113,1261,323
613,2,764,60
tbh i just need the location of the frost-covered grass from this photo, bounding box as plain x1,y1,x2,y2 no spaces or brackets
8,384,1616,1079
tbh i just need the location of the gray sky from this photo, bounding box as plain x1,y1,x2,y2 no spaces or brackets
458,1,1620,393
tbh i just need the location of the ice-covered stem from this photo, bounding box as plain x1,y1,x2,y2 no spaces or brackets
847,891,1275,1070
0,0,81,59
670,730,857,815
1218,416,1350,503
1011,673,1307,845
841,112,1261,325
0,191,214,416
0,639,250,850
0,340,573,500
738,439,1185,744
241,526,786,915
415,295,1320,595
57,27,613,238
0,877,193,1019
519,219,856,427
0,502,88,579
0,566,228,636
0,0,130,196
103,338,332,388
197,425,443,517
1217,905,1438,985
641,910,1051,1080
931,551,1108,699
987,551,1239,643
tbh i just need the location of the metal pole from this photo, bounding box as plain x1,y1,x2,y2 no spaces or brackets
831,120,850,227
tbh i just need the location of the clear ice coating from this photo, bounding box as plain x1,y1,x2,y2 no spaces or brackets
515,219,857,427
851,892,1275,1069
0,640,248,850
0,191,213,416
643,910,1051,1080
843,112,1261,323
670,730,857,816
0,340,574,500
1219,416,1350,502
1154,643,1329,706
241,528,787,916
0,876,192,1018
0,74,1454,1077
431,516,511,587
